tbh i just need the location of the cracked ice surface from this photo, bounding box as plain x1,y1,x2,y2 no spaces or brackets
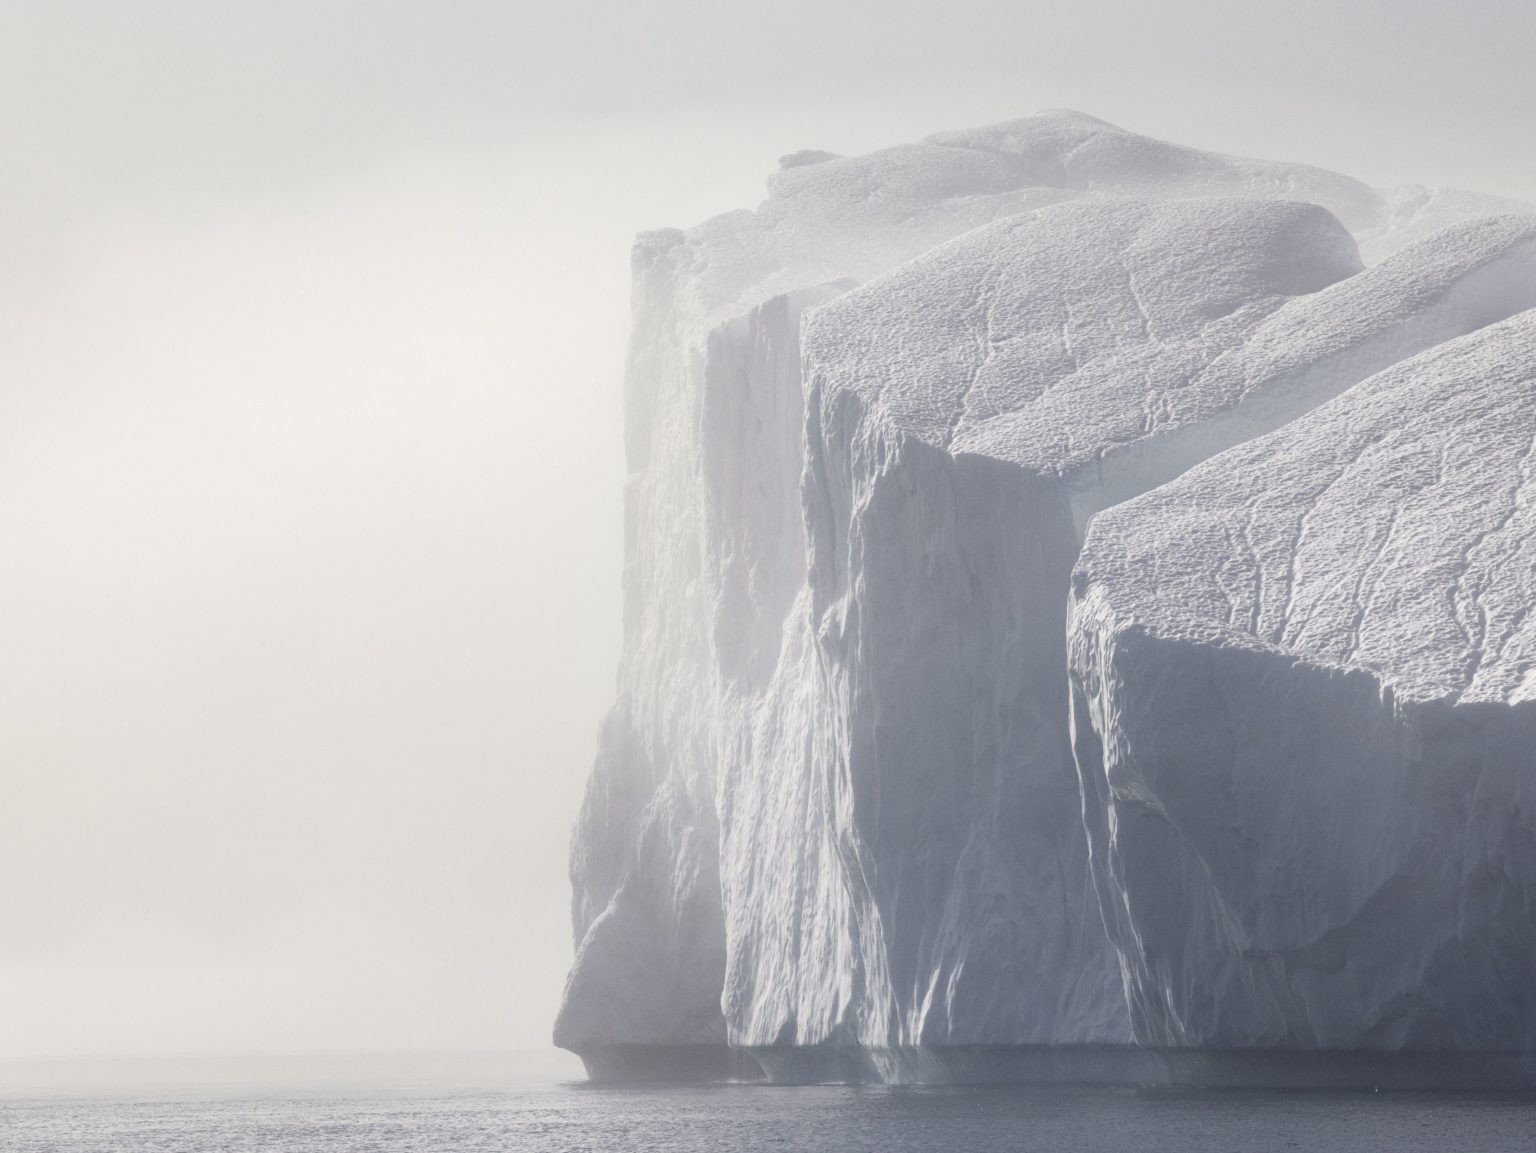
1070,311,1536,1050
557,108,1536,1078
806,209,1536,530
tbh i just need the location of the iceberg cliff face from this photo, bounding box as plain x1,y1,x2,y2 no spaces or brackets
557,109,1536,1082
557,120,1074,1066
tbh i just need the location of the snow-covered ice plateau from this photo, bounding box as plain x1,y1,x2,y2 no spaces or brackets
555,110,1536,1085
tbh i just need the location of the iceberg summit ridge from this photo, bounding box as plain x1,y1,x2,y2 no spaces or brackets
555,110,1536,1085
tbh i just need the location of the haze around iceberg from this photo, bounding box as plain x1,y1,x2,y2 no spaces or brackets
8,0,1536,1076
559,109,1536,1086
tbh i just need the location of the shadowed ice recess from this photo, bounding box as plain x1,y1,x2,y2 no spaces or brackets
555,110,1536,1086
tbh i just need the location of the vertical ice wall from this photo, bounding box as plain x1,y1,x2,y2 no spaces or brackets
556,127,1073,1078
555,230,730,1070
720,400,1133,1068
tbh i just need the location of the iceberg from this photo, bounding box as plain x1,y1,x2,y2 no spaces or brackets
556,110,1536,1084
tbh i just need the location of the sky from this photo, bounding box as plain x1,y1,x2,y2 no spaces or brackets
2,0,1534,1066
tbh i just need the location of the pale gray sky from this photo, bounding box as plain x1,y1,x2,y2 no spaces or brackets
2,0,1532,1064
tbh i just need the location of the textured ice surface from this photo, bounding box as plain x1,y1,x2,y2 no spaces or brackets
557,109,1536,1079
810,210,1536,529
1070,311,1536,1050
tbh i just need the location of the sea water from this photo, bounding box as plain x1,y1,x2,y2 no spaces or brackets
5,1054,1536,1152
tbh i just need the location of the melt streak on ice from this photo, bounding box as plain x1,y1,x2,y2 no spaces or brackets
554,110,1536,1083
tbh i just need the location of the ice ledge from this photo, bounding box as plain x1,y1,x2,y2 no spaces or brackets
567,1044,766,1084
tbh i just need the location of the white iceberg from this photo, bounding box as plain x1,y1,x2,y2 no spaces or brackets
557,110,1536,1083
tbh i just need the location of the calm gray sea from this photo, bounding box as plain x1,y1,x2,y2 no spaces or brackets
5,1055,1536,1152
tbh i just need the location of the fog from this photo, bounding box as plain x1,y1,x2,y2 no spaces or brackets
2,0,1533,1064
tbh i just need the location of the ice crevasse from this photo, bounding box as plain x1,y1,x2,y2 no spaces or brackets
555,110,1536,1084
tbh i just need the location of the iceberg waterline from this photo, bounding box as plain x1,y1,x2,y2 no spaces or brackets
555,111,1536,1084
